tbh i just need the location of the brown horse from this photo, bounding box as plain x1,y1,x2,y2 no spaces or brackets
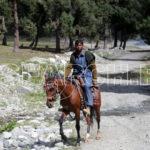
44,73,101,145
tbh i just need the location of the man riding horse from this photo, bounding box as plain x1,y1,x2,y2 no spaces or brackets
63,39,98,116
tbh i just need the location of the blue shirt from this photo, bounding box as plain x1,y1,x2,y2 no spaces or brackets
72,50,93,86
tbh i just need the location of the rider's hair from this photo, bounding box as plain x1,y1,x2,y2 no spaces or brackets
75,39,83,46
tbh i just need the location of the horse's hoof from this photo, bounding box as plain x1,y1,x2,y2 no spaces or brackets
62,135,68,142
96,136,101,140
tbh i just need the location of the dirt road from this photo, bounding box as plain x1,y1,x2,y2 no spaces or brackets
80,50,150,150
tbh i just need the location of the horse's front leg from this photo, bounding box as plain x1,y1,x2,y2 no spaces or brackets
85,114,91,143
94,105,101,140
75,109,81,146
59,112,67,142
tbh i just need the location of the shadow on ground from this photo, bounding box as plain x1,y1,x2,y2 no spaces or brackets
19,46,70,53
19,137,82,149
99,83,150,96
101,99,150,117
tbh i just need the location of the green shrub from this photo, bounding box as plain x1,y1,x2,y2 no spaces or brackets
0,120,17,133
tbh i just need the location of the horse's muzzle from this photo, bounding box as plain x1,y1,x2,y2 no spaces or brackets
46,97,55,108
46,101,53,108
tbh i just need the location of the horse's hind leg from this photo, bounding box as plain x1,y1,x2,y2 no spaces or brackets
94,105,101,140
59,112,68,142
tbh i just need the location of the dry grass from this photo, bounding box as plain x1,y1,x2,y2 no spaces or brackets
0,36,70,64
0,45,56,64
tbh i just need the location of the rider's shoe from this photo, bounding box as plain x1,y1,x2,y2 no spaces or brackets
83,107,90,116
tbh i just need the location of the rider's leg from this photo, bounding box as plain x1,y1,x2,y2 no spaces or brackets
83,84,93,115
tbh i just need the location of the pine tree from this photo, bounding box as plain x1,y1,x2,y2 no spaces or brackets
111,0,141,49
139,0,150,44
19,0,46,48
44,0,72,53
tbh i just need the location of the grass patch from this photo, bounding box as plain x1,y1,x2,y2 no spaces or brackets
22,91,46,110
0,120,17,133
0,45,54,64
140,65,150,83
144,56,150,61
17,120,38,128
0,36,69,65
69,133,76,140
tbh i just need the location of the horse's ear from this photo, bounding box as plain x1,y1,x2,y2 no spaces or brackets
54,77,57,86
44,73,48,81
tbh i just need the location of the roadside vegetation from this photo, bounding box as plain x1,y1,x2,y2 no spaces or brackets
140,65,150,83
0,120,17,133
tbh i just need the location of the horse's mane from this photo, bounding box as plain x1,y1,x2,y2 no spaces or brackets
47,72,63,80
47,73,79,87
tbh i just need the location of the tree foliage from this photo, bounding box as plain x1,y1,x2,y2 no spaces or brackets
1,0,150,52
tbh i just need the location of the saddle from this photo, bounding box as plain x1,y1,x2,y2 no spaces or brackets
71,76,101,109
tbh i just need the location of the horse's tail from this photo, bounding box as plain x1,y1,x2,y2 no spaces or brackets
90,107,95,125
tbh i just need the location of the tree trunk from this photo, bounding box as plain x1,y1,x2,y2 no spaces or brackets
56,29,61,53
95,41,99,49
1,16,7,46
29,40,35,47
104,28,108,49
2,33,7,46
113,28,118,48
13,0,19,52
104,37,108,49
119,31,123,49
123,35,127,50
33,31,39,48
69,36,73,51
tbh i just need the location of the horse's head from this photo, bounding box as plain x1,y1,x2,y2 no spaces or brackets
44,75,57,108
44,72,62,108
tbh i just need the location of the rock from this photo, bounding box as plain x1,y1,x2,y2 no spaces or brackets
55,55,60,59
3,132,12,139
11,140,18,147
3,140,9,148
7,139,13,145
50,148,59,150
30,120,40,124
38,136,44,141
58,70,64,75
64,129,72,137
17,120,25,124
29,57,49,64
60,59,66,65
47,133,56,139
45,147,51,150
36,117,44,121
22,63,40,72
12,127,25,137
0,141,3,149
18,135,28,141
49,58,56,63
16,86,31,95
55,142,64,147
31,132,38,138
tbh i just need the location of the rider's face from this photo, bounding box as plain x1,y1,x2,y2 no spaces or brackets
75,43,83,53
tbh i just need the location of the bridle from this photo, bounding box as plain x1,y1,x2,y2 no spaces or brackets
44,80,58,101
44,78,77,102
